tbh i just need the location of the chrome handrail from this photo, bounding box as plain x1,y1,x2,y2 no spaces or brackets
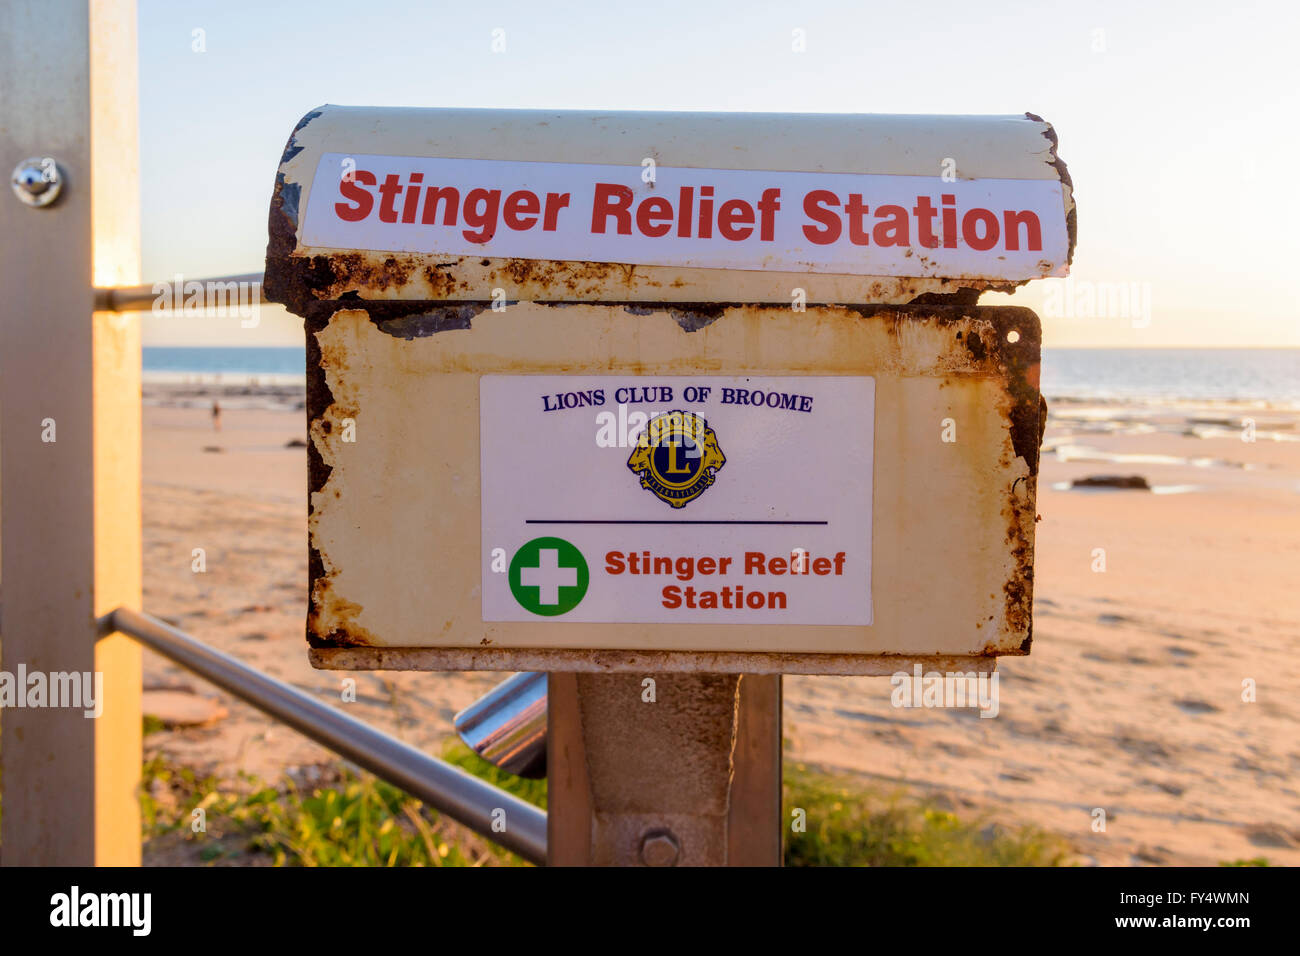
105,607,547,865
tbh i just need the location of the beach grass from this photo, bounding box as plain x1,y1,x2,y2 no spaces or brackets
140,742,537,866
782,762,1071,867
134,743,1072,867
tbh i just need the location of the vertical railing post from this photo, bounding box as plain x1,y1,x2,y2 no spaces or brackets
547,673,782,866
0,0,141,866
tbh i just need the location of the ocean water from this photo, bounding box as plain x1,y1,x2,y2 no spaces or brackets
143,346,304,382
142,346,1300,405
1040,348,1300,406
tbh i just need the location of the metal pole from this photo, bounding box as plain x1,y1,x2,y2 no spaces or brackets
0,0,142,866
454,671,547,778
107,608,548,865
547,672,781,865
95,272,263,311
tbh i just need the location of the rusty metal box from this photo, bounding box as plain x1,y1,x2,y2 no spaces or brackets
265,106,1072,674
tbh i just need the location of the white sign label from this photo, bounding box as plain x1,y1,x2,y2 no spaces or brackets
302,153,1068,279
480,376,874,625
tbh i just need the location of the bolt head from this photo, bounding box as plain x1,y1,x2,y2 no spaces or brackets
11,157,62,207
639,830,680,867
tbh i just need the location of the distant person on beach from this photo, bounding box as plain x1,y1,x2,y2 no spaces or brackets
212,400,222,432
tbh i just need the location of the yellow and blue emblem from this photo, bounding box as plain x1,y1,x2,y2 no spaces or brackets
626,410,726,508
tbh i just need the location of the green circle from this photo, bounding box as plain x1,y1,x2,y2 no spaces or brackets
508,536,590,616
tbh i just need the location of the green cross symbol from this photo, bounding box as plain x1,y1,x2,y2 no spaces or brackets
509,536,590,616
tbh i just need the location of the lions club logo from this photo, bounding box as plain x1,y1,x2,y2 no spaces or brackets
626,410,726,508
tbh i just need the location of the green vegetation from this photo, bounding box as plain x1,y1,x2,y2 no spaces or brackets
782,762,1070,867
1220,857,1270,867
139,744,1070,867
439,740,547,810
141,741,540,866
142,714,167,737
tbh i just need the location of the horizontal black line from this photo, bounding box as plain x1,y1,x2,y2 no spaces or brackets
525,520,829,525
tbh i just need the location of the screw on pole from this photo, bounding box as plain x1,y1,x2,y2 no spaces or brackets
10,157,63,207
639,829,681,867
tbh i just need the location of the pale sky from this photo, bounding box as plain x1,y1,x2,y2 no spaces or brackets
138,0,1299,348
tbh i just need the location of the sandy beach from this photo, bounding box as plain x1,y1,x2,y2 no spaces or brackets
139,381,1300,866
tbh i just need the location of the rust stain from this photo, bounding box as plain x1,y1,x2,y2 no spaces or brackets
298,304,1043,654
308,646,1001,676
999,474,1037,654
307,579,377,648
303,308,334,653
267,243,1041,317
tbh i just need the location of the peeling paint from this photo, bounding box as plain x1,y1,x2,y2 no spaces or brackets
1025,111,1077,268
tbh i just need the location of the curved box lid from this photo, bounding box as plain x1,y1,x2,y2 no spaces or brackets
266,105,1074,310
